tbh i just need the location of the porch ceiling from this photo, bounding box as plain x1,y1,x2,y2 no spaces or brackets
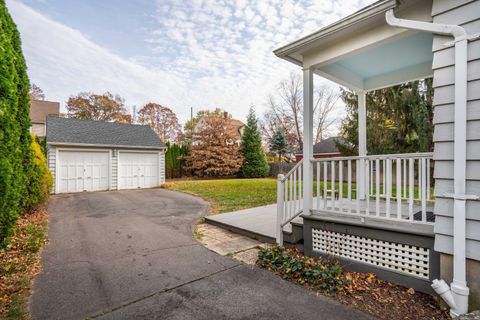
316,31,433,92
274,0,434,92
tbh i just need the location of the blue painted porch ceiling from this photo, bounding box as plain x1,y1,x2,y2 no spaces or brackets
333,31,433,82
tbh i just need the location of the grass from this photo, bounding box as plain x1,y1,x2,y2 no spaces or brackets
164,178,433,214
164,178,278,213
0,209,48,320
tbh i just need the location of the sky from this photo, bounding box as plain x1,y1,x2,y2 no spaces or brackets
6,0,375,127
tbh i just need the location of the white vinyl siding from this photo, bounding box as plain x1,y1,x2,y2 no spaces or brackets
432,0,480,260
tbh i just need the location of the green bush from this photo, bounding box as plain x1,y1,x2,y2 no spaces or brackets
257,245,349,295
25,135,52,209
0,1,33,247
240,108,269,178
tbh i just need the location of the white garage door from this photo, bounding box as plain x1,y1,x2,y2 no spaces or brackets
58,151,110,193
118,152,159,189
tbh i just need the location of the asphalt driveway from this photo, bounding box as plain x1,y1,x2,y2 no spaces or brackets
30,188,369,320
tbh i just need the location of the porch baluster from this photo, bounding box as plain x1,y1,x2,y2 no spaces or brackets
376,158,380,216
386,158,392,218
331,160,336,210
339,160,343,212
409,158,414,221
421,157,427,222
396,158,402,219
348,160,352,214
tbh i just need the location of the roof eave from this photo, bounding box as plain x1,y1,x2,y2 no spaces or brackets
47,141,167,150
273,0,397,61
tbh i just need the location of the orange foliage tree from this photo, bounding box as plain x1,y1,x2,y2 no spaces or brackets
66,92,131,123
137,103,181,142
186,117,243,177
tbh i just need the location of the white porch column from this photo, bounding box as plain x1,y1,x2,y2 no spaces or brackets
357,91,367,200
303,68,314,214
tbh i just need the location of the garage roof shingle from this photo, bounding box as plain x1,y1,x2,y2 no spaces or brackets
46,116,166,149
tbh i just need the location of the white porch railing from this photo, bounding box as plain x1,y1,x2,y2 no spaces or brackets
276,159,303,244
276,153,434,244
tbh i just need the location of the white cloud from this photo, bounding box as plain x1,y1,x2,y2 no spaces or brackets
7,0,375,127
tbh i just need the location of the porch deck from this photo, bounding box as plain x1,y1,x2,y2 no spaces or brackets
205,197,434,244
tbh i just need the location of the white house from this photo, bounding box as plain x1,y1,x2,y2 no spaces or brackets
46,116,166,194
274,0,480,316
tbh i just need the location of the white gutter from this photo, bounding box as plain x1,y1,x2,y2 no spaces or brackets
386,9,480,318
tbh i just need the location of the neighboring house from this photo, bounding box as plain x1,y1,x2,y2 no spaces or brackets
295,136,343,162
46,116,166,194
29,99,60,138
273,0,480,315
192,112,244,146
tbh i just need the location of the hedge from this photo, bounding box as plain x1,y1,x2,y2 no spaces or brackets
0,2,48,247
165,142,188,178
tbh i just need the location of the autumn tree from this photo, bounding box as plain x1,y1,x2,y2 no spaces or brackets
183,108,227,142
186,116,243,177
29,83,45,100
66,91,131,123
240,107,269,178
261,72,339,152
137,103,181,142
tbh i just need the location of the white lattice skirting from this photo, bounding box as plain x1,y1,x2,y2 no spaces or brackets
312,228,430,279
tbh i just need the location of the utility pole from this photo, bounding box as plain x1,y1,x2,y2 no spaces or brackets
132,105,137,124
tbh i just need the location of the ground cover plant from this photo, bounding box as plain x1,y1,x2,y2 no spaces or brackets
257,246,449,320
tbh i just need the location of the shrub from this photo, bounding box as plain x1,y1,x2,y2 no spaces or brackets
25,135,52,209
165,142,188,178
257,245,349,295
240,107,269,178
0,2,33,247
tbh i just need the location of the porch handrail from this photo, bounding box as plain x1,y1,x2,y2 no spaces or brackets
276,159,304,244
311,153,434,224
310,152,433,162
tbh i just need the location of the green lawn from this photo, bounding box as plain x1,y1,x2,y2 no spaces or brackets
164,178,278,213
164,178,433,214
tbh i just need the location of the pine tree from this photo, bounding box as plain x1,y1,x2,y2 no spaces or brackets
269,130,289,161
337,79,433,156
0,1,33,246
240,107,269,178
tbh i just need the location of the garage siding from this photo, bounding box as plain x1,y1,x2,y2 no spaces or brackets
159,151,165,184
47,145,57,193
111,150,118,190
431,0,480,260
47,146,166,194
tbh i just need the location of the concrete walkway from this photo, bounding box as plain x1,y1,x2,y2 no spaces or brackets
31,189,370,320
205,203,282,242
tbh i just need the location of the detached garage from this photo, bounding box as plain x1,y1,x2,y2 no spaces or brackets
46,116,166,194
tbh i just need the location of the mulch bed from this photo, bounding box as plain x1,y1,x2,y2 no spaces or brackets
337,272,450,320
0,208,48,319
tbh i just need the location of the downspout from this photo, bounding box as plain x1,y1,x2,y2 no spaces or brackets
385,9,480,317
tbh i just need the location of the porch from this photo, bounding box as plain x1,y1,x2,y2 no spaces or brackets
277,152,436,245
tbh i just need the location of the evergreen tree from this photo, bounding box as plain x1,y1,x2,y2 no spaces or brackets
269,130,289,161
240,107,269,178
337,79,433,156
0,1,33,246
